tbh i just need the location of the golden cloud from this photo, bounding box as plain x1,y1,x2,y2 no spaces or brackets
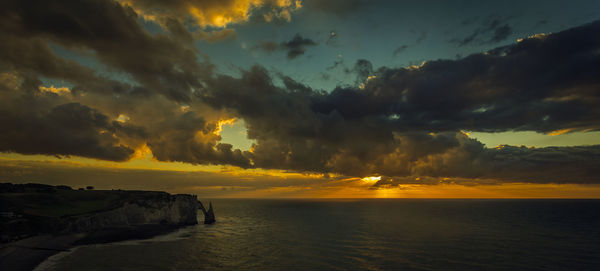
119,0,302,29
38,85,71,95
548,128,574,136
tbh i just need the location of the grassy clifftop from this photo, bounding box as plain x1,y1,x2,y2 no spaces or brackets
1,183,199,242
1,183,173,218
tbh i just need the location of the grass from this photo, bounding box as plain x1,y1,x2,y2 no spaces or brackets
1,189,154,218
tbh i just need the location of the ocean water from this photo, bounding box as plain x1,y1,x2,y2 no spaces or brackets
39,199,600,271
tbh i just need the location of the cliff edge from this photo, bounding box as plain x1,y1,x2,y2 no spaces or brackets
58,193,199,234
1,183,201,242
1,183,206,271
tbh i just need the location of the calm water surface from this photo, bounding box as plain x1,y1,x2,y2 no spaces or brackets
41,199,600,270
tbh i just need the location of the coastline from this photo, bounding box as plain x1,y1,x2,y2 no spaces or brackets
1,224,193,271
0,234,82,271
1,183,206,271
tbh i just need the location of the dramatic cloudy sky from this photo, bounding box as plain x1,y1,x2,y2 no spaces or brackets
1,0,600,198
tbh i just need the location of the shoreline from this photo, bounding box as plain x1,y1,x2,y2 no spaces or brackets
0,224,192,271
1,183,205,270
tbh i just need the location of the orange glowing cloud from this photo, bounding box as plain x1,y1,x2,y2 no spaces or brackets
38,85,71,95
119,0,302,29
548,128,574,136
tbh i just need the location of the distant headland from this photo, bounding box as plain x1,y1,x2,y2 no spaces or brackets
0,183,212,271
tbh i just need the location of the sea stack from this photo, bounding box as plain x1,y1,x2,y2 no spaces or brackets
198,201,216,224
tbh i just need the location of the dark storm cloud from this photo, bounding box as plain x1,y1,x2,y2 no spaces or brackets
393,30,425,57
351,59,373,83
1,0,600,184
144,109,252,168
281,34,318,59
253,34,317,59
371,142,600,187
0,71,253,166
0,91,139,161
325,20,600,134
0,23,131,97
490,24,512,43
0,0,208,103
198,20,600,183
452,18,513,46
326,58,345,71
393,45,410,56
0,0,253,166
404,134,600,184
164,17,195,45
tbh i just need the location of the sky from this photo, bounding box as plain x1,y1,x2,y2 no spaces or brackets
1,0,600,198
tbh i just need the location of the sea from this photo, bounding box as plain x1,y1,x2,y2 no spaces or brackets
36,199,600,271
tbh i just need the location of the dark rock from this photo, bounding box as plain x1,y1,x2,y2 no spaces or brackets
55,185,72,190
198,201,216,224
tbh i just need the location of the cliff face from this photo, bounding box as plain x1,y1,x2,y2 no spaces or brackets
58,193,199,234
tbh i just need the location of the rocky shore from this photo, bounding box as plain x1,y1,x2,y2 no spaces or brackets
0,183,209,271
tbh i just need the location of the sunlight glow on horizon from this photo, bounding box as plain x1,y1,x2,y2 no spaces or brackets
361,176,382,182
2,151,599,199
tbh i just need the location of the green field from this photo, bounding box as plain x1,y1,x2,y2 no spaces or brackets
1,184,167,218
